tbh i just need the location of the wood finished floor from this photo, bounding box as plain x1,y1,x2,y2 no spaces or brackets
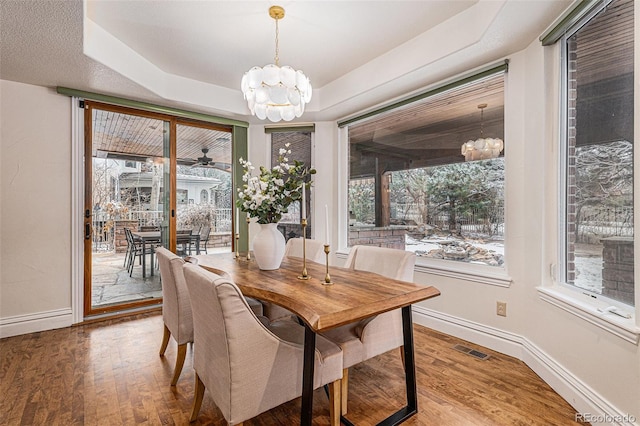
0,312,584,425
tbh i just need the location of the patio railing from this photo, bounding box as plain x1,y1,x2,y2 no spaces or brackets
92,207,233,252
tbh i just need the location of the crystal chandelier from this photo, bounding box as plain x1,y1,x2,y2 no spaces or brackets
461,103,504,161
241,6,312,122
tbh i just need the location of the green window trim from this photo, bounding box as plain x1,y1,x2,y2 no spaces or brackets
57,86,249,128
337,60,508,128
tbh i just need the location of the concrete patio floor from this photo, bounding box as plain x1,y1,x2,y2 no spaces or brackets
91,246,230,308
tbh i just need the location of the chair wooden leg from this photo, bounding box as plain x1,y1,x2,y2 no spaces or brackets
399,345,405,370
328,379,341,426
190,373,205,422
341,368,349,415
159,324,171,356
171,343,188,386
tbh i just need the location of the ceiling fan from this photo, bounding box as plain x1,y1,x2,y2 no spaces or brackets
195,148,214,167
190,148,232,172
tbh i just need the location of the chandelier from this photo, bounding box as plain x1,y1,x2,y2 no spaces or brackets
461,103,504,161
241,6,312,122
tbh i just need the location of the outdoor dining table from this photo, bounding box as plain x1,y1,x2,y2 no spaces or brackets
131,230,200,277
194,252,441,426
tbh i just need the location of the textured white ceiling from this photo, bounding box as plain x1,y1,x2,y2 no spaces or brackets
0,0,572,122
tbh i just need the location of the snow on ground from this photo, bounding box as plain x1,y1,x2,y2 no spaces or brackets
406,234,603,293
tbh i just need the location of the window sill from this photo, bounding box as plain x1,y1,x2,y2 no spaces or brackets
414,257,512,287
335,249,512,287
537,286,639,345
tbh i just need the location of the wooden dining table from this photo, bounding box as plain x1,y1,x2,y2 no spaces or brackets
194,252,441,426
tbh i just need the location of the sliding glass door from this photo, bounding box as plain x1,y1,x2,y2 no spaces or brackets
84,102,233,316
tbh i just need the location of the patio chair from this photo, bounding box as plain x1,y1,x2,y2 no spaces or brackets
183,263,343,425
320,245,416,415
176,229,192,256
124,228,154,277
197,225,210,254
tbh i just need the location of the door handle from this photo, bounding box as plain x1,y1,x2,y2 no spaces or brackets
85,223,92,240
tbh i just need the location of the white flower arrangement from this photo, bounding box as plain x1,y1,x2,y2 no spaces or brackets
237,143,315,224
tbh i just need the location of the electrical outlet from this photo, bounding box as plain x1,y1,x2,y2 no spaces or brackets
497,301,507,317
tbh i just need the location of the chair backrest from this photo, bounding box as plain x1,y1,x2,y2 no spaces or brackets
156,247,193,345
344,245,416,282
283,237,325,263
183,263,301,424
199,225,211,240
124,228,134,245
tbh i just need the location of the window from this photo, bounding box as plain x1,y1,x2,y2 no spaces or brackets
270,129,313,239
562,0,634,306
346,72,505,268
200,189,209,204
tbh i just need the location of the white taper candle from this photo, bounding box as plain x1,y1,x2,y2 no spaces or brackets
325,204,330,245
301,184,306,220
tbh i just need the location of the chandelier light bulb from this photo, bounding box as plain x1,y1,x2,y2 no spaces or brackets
241,6,312,122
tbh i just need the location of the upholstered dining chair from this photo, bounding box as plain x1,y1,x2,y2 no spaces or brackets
261,237,328,322
182,263,343,426
283,237,326,263
157,248,263,387
320,245,416,415
156,247,193,386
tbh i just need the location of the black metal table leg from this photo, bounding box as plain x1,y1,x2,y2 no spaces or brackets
340,306,417,426
301,323,316,426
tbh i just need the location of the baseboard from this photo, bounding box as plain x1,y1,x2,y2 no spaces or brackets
0,308,73,339
412,306,638,426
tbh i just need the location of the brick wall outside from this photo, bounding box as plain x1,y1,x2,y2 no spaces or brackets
601,237,634,305
114,220,138,253
208,232,232,248
348,227,407,250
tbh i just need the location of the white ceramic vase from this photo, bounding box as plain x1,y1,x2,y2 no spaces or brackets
252,223,286,270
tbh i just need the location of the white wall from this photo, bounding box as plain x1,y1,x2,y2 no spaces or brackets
0,80,73,336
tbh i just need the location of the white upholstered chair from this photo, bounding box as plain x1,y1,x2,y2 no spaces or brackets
261,237,328,322
320,245,416,415
157,248,265,386
156,247,194,386
283,237,326,262
182,263,343,426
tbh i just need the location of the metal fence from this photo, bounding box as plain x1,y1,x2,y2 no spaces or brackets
576,206,634,243
394,203,504,237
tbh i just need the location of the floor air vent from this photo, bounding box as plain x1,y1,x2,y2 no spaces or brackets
452,344,490,360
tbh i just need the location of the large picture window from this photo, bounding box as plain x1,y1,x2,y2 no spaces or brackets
562,0,634,306
346,72,505,268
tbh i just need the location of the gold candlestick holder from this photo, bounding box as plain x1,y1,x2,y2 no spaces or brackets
235,232,240,259
245,217,251,261
298,218,310,280
323,244,332,285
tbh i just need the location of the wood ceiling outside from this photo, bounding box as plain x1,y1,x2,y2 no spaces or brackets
91,109,232,165
575,0,633,86
349,73,505,177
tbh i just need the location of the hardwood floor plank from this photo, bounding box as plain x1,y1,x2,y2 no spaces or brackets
0,312,583,425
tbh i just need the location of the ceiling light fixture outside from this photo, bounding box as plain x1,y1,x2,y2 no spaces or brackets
461,103,504,161
241,6,312,122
